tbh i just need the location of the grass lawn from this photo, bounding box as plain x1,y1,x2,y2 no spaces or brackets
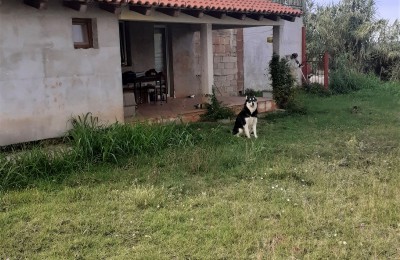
1,83,400,259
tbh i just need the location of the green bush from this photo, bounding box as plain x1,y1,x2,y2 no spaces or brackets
200,88,235,121
243,88,263,97
268,53,306,114
328,53,382,94
303,82,332,97
269,53,295,109
330,68,381,94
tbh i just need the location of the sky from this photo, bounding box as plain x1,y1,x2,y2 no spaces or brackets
313,0,400,23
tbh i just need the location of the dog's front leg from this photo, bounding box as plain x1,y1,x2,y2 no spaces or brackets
253,118,258,138
244,124,251,138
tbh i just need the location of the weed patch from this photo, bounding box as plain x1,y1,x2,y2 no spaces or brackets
0,116,200,190
1,81,400,259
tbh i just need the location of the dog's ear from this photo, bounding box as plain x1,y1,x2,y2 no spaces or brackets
245,95,248,100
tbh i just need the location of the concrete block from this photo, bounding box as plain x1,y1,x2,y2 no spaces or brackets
123,92,136,106
225,62,235,69
213,56,222,63
124,105,136,118
214,69,223,76
222,56,236,63
223,68,237,75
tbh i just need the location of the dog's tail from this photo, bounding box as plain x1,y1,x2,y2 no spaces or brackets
232,127,239,135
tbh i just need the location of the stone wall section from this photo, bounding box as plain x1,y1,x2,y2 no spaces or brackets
193,29,243,96
212,29,239,96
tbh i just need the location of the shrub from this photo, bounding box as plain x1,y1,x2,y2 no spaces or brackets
328,53,383,94
200,88,235,121
268,54,307,114
269,53,295,109
329,68,381,94
243,88,263,97
303,82,331,96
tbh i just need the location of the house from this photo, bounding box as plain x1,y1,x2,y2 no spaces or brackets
0,0,302,146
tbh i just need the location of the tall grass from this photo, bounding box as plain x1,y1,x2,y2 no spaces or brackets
68,113,199,162
329,60,382,94
1,80,400,259
0,114,200,190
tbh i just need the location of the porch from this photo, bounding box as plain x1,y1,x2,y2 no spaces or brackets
124,95,276,123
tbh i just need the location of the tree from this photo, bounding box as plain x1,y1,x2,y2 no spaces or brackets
303,0,400,80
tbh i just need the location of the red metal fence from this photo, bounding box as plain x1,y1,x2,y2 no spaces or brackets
302,52,330,89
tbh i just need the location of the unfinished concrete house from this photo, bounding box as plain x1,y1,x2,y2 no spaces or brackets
0,0,302,146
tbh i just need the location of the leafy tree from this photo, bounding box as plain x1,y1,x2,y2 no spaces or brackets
304,0,400,80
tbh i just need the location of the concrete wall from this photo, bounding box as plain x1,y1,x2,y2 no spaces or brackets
170,24,201,98
243,18,303,91
0,0,124,146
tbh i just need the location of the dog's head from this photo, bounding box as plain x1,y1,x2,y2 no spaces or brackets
245,96,258,112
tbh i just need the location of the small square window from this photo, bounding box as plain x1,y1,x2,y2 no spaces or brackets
72,18,93,49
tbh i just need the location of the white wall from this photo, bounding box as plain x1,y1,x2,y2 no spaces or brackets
243,18,303,91
0,1,124,146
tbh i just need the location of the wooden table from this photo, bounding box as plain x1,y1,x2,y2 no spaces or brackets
126,74,167,104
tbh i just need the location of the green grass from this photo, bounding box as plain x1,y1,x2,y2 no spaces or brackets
1,81,400,259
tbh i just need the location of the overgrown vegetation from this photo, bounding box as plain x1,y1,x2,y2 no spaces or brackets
269,53,306,114
0,115,199,190
200,87,235,121
1,79,400,259
326,55,382,94
303,82,331,96
304,0,400,81
243,88,263,97
269,53,295,109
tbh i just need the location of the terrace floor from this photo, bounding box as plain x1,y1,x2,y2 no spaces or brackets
124,95,276,124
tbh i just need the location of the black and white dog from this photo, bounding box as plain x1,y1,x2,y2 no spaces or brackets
232,96,258,138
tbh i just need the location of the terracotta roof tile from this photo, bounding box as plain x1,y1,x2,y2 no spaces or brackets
109,0,302,16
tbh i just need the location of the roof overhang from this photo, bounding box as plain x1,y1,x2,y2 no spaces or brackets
24,0,302,27
120,7,286,28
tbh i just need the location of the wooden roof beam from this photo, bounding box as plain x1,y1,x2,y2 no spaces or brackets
280,15,296,22
99,2,122,15
264,14,278,21
181,9,204,18
156,7,180,17
24,0,47,10
205,11,226,19
129,5,152,16
63,1,87,12
227,12,246,20
247,13,264,21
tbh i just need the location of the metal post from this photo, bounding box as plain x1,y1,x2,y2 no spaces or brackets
301,26,307,84
323,51,329,89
